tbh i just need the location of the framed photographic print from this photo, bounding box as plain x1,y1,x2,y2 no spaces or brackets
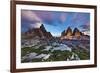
11,0,97,72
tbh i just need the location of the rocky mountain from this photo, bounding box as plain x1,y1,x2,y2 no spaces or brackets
73,28,82,36
40,24,52,39
61,27,73,39
21,24,53,39
61,27,73,37
72,28,84,39
61,27,89,40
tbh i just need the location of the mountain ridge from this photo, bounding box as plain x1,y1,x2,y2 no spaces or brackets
21,24,53,39
61,27,89,40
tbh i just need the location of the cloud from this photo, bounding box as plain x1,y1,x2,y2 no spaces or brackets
70,13,83,25
69,13,78,24
69,13,90,29
30,23,42,29
34,11,55,25
83,31,90,35
58,13,67,24
21,10,41,22
33,11,68,26
21,10,42,28
22,10,68,28
80,21,90,31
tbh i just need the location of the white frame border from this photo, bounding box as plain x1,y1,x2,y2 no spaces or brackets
16,4,95,69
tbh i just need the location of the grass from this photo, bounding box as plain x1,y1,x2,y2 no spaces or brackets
21,44,90,63
21,45,46,56
72,46,90,60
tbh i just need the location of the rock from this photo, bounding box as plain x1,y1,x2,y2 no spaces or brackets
43,54,51,60
21,24,53,39
40,24,47,33
73,28,82,37
65,27,73,36
61,27,73,39
61,27,89,40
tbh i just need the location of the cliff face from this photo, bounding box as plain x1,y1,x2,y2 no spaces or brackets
61,27,73,39
22,24,53,39
40,24,52,39
65,27,73,37
61,27,85,40
73,28,82,37
61,27,73,36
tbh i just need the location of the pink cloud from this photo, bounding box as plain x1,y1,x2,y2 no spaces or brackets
60,13,67,23
21,10,42,28
21,10,41,22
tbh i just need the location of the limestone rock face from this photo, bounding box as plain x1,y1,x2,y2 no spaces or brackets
61,27,73,39
22,24,53,39
65,27,73,37
61,27,84,40
73,28,82,37
61,27,72,36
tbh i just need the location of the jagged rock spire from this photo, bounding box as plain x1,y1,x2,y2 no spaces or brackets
40,24,47,33
73,28,81,36
61,27,83,40
65,27,73,36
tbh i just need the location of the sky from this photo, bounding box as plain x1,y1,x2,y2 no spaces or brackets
21,10,90,36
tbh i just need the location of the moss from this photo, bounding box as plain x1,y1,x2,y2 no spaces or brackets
39,45,45,49
21,47,31,57
72,46,90,60
78,51,89,60
21,42,90,62
21,58,30,63
32,58,42,62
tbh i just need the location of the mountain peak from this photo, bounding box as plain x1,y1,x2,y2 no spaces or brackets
65,27,72,36
22,24,53,39
40,24,47,33
73,28,81,36
73,28,80,32
61,27,83,40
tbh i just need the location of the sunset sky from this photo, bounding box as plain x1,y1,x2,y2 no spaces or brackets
21,10,90,36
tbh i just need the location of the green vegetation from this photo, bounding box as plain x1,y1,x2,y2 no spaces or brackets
32,58,42,62
72,46,90,60
21,44,90,63
21,45,46,57
21,46,73,62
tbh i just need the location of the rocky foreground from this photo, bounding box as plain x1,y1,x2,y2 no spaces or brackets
21,38,90,63
21,24,90,63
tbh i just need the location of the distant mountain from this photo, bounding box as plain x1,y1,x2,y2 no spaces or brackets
61,27,89,40
62,27,73,37
40,24,52,38
40,24,47,33
61,27,73,39
21,24,53,39
73,28,83,37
